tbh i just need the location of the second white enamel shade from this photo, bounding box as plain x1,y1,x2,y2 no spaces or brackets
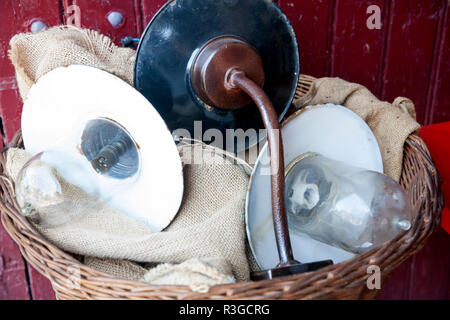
246,104,383,269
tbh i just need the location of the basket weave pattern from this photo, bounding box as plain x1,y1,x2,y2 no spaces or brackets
0,75,442,300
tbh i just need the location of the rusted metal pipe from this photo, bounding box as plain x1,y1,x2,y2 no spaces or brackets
227,69,298,267
190,36,332,279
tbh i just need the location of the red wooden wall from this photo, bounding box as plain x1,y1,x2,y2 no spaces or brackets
0,0,449,300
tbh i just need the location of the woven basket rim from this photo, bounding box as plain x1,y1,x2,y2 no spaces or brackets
0,75,442,300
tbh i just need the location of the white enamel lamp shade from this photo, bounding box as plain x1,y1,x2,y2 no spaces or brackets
246,104,383,269
21,65,184,231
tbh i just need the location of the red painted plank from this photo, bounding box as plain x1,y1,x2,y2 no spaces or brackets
278,0,333,78
330,0,386,96
381,0,443,125
0,0,62,142
0,0,62,77
408,228,450,299
134,0,144,35
428,3,450,124
0,222,30,300
28,265,55,300
377,257,412,300
141,0,167,26
0,84,21,143
63,0,139,46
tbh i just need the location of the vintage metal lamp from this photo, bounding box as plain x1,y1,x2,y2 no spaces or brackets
134,0,332,280
18,65,184,230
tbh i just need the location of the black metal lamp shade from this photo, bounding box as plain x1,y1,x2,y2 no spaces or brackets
134,0,299,152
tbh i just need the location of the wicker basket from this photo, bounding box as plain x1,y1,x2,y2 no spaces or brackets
0,75,442,300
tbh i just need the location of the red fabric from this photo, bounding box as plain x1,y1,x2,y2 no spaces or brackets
419,122,450,234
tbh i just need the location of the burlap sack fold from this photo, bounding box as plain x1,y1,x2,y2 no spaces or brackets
6,143,251,286
294,77,420,181
83,256,149,282
9,26,136,100
83,256,234,292
141,258,235,292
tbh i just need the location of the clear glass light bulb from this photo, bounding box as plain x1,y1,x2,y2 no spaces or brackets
16,150,103,227
15,118,140,228
285,153,412,254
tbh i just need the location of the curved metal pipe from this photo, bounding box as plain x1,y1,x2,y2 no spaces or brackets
228,69,297,267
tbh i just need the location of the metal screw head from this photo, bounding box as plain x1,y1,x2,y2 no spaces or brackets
30,21,47,33
107,11,123,27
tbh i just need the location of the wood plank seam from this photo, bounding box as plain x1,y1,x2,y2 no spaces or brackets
426,0,448,125
58,0,66,25
376,0,392,98
23,259,34,300
134,0,144,36
328,0,338,77
380,0,394,101
0,116,6,147
406,252,416,299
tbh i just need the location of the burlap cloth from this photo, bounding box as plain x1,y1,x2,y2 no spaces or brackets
6,143,252,291
7,26,419,291
9,26,135,97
